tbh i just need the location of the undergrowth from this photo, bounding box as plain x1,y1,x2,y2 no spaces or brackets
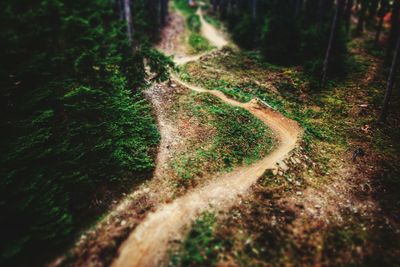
169,213,222,267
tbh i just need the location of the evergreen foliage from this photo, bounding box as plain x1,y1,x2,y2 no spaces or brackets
210,0,348,80
261,1,300,65
0,0,172,265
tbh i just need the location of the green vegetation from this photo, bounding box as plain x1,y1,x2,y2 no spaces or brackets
208,0,348,80
203,14,221,28
174,0,213,53
187,13,201,32
171,93,273,184
179,51,348,149
169,213,222,267
0,0,172,265
172,2,400,263
188,33,213,54
173,0,197,16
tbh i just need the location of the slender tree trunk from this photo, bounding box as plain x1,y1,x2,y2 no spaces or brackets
252,0,257,21
374,15,384,43
219,0,228,19
344,0,354,33
295,0,304,17
356,0,367,34
317,0,328,25
380,31,400,121
123,0,133,45
118,0,124,20
160,0,168,26
227,0,233,14
354,0,359,12
368,0,379,20
322,0,345,86
374,0,387,44
386,0,400,61
212,0,219,13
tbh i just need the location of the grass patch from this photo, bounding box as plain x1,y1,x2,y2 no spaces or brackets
169,213,222,267
187,14,201,32
188,33,213,54
173,0,197,16
203,14,221,28
171,92,273,185
179,53,345,150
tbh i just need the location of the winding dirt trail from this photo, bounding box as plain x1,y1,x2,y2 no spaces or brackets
112,8,302,267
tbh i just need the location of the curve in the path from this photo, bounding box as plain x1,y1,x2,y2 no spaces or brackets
112,8,302,267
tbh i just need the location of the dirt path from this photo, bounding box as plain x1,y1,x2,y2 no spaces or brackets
111,9,302,267
196,8,228,49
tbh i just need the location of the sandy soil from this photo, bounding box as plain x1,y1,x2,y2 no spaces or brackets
111,8,302,267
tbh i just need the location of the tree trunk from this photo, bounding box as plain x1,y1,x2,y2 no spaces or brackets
252,0,257,21
374,0,387,44
322,0,345,86
212,0,219,13
118,0,124,20
344,0,354,33
368,0,379,20
356,0,367,34
385,0,400,61
123,0,133,45
219,0,228,19
379,31,400,121
160,0,168,26
317,0,328,25
295,0,304,17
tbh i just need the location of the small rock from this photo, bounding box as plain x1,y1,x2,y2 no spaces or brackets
315,205,322,209
296,191,303,196
121,220,127,226
295,203,304,209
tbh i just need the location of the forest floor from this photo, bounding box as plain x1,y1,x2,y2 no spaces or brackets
50,5,400,267
50,8,300,267
167,11,400,267
111,8,301,267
